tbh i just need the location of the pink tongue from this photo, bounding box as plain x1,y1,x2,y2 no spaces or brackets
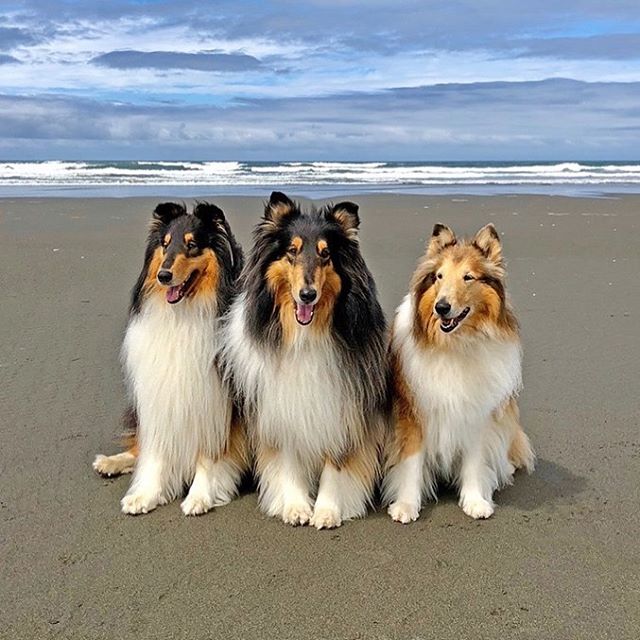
295,303,314,324
166,286,182,303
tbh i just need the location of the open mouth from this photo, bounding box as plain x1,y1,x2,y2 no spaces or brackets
164,270,199,304
440,307,470,333
294,302,315,325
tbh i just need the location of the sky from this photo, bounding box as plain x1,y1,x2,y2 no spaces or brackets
1,1,640,160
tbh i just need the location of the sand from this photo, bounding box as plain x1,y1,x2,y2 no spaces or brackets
1,194,638,639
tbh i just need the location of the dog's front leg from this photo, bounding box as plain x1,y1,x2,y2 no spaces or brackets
256,445,313,526
458,431,496,519
120,454,167,515
311,437,379,530
181,420,249,516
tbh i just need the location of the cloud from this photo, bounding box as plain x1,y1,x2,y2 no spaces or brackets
0,26,36,50
0,79,638,160
513,34,640,60
90,50,264,72
1,2,640,159
0,54,20,65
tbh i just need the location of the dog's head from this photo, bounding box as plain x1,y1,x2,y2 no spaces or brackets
143,202,238,306
253,191,360,335
412,223,516,340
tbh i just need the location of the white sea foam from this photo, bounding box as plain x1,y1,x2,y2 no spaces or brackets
1,161,640,187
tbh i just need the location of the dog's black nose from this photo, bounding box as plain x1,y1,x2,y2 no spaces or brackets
299,287,317,304
157,270,173,284
435,299,451,316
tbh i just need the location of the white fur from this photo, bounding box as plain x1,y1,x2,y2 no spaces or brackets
119,294,233,515
311,460,371,529
222,293,369,525
384,294,522,520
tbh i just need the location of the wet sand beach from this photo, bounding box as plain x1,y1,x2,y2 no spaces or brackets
1,194,638,639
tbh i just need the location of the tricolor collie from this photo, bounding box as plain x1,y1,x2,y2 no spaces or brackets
383,223,534,522
221,192,388,529
93,202,248,516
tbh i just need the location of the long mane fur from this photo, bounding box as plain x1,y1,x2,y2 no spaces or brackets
237,198,389,418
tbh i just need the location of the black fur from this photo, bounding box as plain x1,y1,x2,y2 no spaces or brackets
241,192,389,415
130,201,243,316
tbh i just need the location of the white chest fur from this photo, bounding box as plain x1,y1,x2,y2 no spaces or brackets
393,295,522,469
223,295,353,460
123,298,229,467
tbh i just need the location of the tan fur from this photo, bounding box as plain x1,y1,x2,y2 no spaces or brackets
93,433,138,477
498,398,535,473
384,351,423,467
221,412,250,471
145,246,219,303
411,226,518,348
265,255,342,343
254,443,277,481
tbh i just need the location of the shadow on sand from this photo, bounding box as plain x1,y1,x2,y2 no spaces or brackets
498,457,587,511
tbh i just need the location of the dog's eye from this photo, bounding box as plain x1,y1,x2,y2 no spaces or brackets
187,241,197,250
436,273,443,280
287,246,297,257
319,247,330,260
463,274,474,282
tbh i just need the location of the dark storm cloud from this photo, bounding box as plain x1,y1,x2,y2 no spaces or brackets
91,50,263,72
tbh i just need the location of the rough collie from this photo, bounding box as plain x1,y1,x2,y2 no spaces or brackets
221,192,388,528
93,202,248,515
383,223,534,521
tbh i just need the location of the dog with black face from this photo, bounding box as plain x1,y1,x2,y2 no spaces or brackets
93,202,248,516
221,192,389,529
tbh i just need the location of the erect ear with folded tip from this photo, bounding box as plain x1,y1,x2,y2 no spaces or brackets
152,202,187,224
426,223,457,258
328,201,360,237
264,191,297,224
473,223,502,264
193,202,225,225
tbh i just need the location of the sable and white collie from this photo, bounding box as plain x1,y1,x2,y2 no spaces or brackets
383,223,535,522
221,192,388,529
93,202,248,516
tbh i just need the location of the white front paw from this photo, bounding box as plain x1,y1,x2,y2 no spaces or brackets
310,506,342,530
388,501,420,524
121,490,163,515
460,495,495,519
181,493,213,516
282,501,313,526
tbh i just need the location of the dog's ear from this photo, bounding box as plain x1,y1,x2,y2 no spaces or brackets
193,202,225,225
473,224,502,264
152,202,186,224
264,191,296,224
426,223,456,258
327,201,359,238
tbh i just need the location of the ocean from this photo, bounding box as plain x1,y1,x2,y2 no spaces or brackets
2,161,640,197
